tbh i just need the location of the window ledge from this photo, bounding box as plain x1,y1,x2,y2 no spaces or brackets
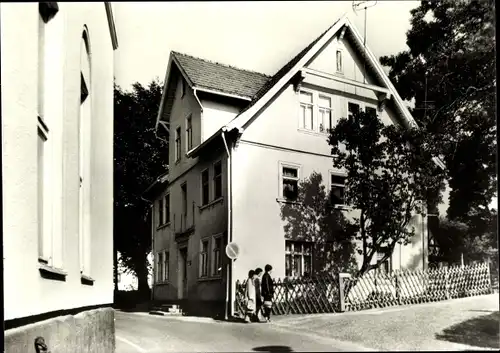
297,128,330,137
199,197,224,212
197,276,222,283
154,281,170,286
276,198,302,205
157,222,171,231
39,263,67,282
81,274,95,286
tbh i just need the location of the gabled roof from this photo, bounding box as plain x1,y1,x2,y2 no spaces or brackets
172,51,270,99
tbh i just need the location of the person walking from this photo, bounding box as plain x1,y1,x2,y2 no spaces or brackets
244,270,257,323
261,264,274,323
254,268,264,322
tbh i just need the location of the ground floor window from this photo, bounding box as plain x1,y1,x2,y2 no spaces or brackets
199,239,209,277
377,252,392,274
285,240,313,277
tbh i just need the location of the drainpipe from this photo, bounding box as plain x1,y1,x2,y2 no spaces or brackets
221,129,233,319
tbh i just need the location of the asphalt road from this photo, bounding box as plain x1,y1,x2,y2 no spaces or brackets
115,311,373,352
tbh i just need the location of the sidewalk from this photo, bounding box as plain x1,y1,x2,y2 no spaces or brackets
271,294,499,351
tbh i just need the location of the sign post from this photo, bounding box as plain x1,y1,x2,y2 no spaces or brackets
224,242,239,320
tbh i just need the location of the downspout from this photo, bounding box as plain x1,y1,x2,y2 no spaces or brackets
221,129,233,319
193,88,205,141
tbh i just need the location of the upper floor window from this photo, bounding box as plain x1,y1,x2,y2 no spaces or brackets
158,198,164,226
366,106,377,119
285,241,313,277
175,127,181,162
181,182,188,226
318,96,333,133
213,161,222,200
330,173,346,206
336,49,343,73
186,115,193,151
281,164,300,201
299,91,314,131
165,193,170,224
201,169,210,206
180,78,185,98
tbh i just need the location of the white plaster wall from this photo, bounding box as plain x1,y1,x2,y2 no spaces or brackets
2,2,115,321
201,99,240,140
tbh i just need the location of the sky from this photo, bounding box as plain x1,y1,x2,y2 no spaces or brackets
113,1,421,90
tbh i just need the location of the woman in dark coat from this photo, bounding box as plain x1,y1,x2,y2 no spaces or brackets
260,264,274,322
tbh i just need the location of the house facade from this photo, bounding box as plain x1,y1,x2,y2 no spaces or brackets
151,15,446,317
2,2,118,351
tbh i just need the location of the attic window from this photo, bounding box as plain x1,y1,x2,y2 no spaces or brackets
180,79,185,98
336,50,343,73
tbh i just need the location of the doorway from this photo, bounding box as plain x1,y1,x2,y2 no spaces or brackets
178,247,188,299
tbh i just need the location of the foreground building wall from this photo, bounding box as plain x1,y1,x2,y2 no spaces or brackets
2,2,117,351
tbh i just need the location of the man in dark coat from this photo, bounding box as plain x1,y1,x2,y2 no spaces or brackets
260,264,274,322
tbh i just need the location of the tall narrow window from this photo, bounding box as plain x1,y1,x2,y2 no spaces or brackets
158,198,164,226
163,252,169,281
212,235,222,276
282,166,299,201
299,91,314,130
175,127,181,162
377,252,391,274
79,30,92,277
180,78,185,98
186,115,193,151
348,102,360,119
37,8,52,265
200,240,209,277
319,96,333,133
201,169,210,206
336,50,343,73
181,183,187,228
213,161,222,200
165,193,170,224
157,252,164,282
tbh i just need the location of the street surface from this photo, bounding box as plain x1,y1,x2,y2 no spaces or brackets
116,293,499,352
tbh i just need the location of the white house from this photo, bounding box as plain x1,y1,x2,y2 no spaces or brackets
149,14,446,318
2,2,118,351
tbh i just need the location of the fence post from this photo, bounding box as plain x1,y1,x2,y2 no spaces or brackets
486,261,493,294
444,266,450,300
338,273,349,312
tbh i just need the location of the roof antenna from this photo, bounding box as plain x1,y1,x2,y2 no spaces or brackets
352,1,377,84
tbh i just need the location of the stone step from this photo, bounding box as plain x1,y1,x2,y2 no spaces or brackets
149,309,183,316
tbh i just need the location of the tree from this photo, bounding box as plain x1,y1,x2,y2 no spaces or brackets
114,79,168,295
379,0,496,222
280,172,358,276
328,109,445,277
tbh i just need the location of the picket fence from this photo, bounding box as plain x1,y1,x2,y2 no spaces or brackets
234,262,494,317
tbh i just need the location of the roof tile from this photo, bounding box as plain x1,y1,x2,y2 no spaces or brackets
172,51,270,99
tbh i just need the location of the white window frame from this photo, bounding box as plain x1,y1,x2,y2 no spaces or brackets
279,161,301,201
285,241,313,278
213,160,223,200
318,95,333,134
329,170,347,207
201,168,210,206
298,90,315,131
186,114,193,151
199,238,209,278
211,234,223,277
175,126,181,162
347,100,378,120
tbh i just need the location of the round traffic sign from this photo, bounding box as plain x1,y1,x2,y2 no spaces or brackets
225,242,240,260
